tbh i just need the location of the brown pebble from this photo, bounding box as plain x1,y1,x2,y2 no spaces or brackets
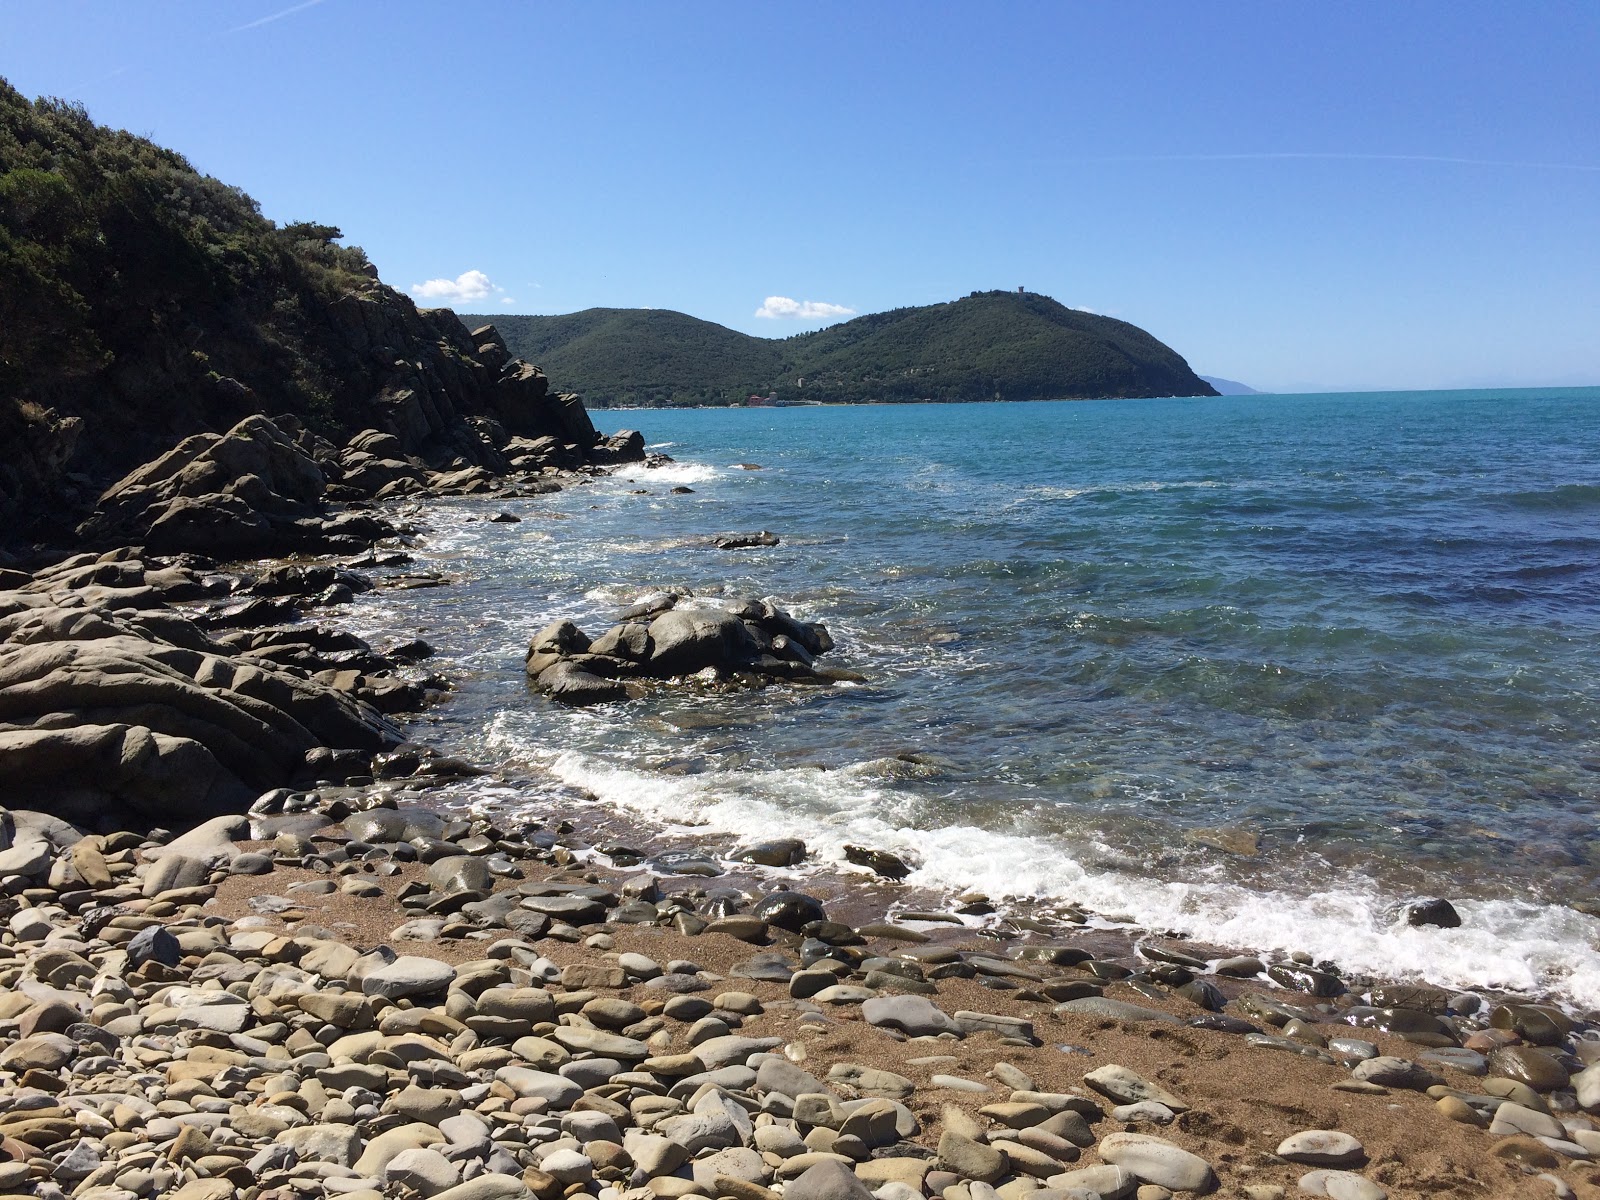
1435,1096,1486,1127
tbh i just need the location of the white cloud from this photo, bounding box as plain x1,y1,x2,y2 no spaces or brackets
754,295,855,321
410,270,496,306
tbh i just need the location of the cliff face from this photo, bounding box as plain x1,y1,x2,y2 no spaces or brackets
0,80,600,546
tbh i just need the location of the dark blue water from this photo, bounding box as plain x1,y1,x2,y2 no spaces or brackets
346,388,1600,1004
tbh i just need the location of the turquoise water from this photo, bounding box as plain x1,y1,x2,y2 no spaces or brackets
346,388,1600,1004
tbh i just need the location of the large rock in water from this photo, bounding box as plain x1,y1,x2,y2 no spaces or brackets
644,608,759,677
526,594,838,705
532,661,634,706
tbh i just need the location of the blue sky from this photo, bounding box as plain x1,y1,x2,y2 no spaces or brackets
4,1,1598,392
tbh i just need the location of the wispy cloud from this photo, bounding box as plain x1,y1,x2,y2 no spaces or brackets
755,296,855,321
410,270,498,306
1079,151,1600,173
225,0,326,35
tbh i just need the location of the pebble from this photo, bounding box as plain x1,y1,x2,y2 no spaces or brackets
1276,1130,1366,1167
360,955,456,999
1083,1065,1190,1112
1055,997,1180,1024
1112,1102,1176,1125
1297,1169,1388,1199
937,1131,1007,1184
1489,1045,1571,1092
1489,1102,1566,1140
0,786,1571,1200
787,1159,875,1200
1349,1056,1443,1091
862,994,961,1037
931,1075,992,1093
1098,1132,1217,1192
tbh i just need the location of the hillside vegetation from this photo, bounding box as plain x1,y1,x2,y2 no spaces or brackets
467,291,1217,407
0,78,586,541
487,309,783,407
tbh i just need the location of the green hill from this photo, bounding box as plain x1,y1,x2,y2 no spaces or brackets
486,309,782,407
0,78,590,542
466,291,1217,407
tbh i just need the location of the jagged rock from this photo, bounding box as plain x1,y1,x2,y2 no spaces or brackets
76,415,339,556
712,531,781,550
591,429,647,464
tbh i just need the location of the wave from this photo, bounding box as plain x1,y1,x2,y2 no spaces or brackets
611,460,723,485
1491,482,1600,511
526,749,1600,1010
1020,479,1225,502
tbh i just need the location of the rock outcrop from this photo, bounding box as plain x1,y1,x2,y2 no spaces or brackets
525,591,852,706
74,415,364,558
0,551,420,831
69,408,653,560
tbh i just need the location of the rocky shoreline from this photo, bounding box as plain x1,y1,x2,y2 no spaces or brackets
2,417,1599,1199
0,775,1594,1200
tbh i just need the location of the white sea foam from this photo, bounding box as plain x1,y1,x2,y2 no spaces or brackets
533,750,1600,1009
1020,479,1225,502
609,461,722,485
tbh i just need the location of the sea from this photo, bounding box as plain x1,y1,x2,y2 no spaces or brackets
338,387,1600,1008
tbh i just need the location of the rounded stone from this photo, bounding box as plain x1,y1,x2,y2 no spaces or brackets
1098,1133,1217,1192
862,994,959,1037
785,1158,875,1200
360,955,456,999
1487,1045,1570,1092
540,1148,594,1185
383,1147,461,1196
1276,1130,1365,1167
936,1131,1006,1183
1298,1169,1389,1200
752,890,827,932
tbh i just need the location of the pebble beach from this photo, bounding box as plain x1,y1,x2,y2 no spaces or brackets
1,770,1597,1200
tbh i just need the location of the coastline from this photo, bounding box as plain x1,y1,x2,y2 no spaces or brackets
1,433,1597,1200
0,759,1582,1200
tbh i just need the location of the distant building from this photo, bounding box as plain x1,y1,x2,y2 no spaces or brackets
1018,286,1025,294
747,394,777,407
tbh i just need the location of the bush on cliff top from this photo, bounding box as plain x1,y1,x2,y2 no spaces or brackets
0,78,377,451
